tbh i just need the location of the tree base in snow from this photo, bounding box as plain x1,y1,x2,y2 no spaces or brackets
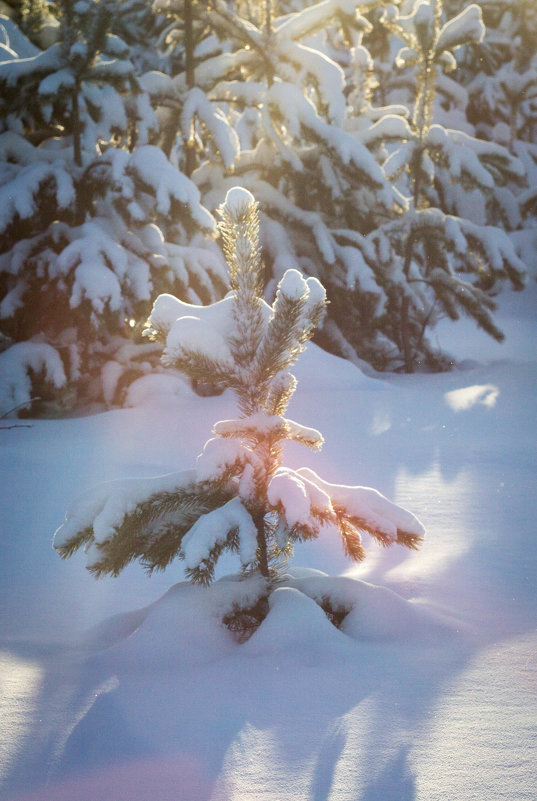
222,593,271,643
79,570,450,659
221,582,356,642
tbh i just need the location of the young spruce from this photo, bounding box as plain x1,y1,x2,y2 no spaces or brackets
54,188,424,591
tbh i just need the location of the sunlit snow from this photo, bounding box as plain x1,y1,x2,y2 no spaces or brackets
1,287,536,799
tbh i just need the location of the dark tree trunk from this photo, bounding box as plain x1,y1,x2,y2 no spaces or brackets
184,0,196,177
72,83,82,168
253,509,269,578
400,151,424,373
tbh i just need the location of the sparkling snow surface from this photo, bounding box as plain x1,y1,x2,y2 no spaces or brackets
1,292,536,800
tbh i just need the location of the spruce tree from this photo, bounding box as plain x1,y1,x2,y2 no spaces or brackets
0,0,226,412
148,0,409,367
366,0,527,371
462,0,537,202
54,187,424,621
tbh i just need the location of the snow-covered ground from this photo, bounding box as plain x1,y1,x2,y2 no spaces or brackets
1,283,536,801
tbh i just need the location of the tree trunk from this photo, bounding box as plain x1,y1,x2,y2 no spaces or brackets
72,82,86,226
400,149,424,374
253,509,269,578
265,0,273,35
400,296,413,373
184,0,196,177
72,83,82,168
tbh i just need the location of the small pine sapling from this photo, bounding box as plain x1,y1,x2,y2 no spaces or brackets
54,188,424,630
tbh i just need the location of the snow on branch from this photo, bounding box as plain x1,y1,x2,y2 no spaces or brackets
0,161,75,232
104,146,215,231
436,4,485,54
275,41,346,126
196,436,256,482
266,82,389,193
54,471,198,555
268,467,333,530
181,87,240,169
276,0,372,41
427,125,526,186
0,42,63,86
56,221,129,314
181,497,258,575
214,413,324,451
0,342,66,416
297,468,425,549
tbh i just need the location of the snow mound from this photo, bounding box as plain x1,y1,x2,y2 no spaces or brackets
77,571,449,671
81,575,269,667
242,586,349,660
124,372,191,408
223,186,255,215
293,342,385,391
284,570,448,642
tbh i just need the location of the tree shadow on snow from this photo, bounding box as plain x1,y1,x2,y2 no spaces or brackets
361,746,416,801
1,576,469,801
3,365,535,801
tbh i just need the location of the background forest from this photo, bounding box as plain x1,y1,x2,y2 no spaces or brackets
0,0,535,416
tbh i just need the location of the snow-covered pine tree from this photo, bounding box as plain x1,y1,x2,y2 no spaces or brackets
0,0,227,413
140,0,241,176
54,187,424,630
364,0,527,371
453,0,537,272
149,0,411,366
458,0,537,228
108,0,166,72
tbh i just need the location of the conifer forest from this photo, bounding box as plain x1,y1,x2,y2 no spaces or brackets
0,0,535,414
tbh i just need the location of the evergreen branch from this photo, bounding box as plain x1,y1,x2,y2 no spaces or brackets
161,348,237,387
254,292,309,387
184,527,240,585
0,397,40,419
336,517,366,562
55,525,94,559
264,373,298,417
207,0,276,79
58,479,234,575
214,415,323,451
397,530,423,550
